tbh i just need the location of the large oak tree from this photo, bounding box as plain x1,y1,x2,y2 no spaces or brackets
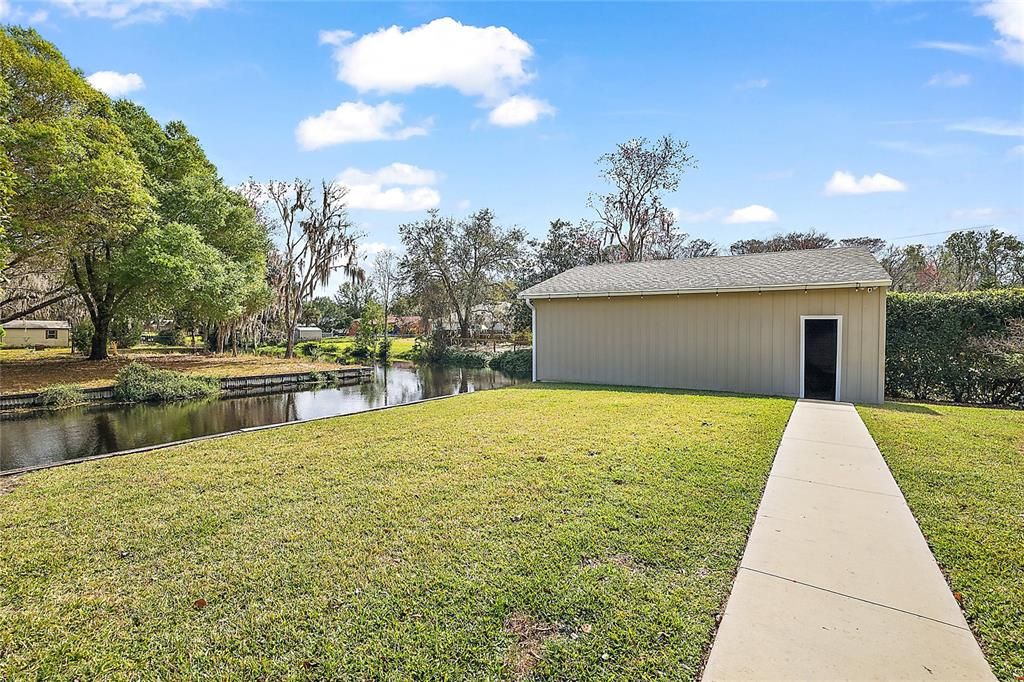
2,27,270,358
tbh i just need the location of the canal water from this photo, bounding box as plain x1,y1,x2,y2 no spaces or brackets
0,364,523,473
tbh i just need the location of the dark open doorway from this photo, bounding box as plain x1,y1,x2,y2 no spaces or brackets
803,318,839,401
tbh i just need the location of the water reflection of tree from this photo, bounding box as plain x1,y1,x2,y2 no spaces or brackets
3,366,525,472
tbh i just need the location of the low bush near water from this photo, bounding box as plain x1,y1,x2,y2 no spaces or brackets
112,362,220,403
489,349,532,377
441,348,490,368
37,384,86,408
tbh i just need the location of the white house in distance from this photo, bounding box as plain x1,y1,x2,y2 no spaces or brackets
519,247,892,404
1,320,72,348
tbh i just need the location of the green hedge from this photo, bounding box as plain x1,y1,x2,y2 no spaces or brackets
886,289,1024,406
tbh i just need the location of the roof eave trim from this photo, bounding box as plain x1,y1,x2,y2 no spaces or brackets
519,279,892,300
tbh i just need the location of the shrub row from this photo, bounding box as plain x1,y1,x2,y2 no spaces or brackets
488,349,532,378
112,362,221,403
37,384,86,408
886,289,1024,406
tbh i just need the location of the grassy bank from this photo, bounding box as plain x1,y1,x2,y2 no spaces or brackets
858,402,1024,681
254,337,419,363
0,352,347,395
0,385,792,680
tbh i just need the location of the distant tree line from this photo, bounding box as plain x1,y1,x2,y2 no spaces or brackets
328,135,1024,341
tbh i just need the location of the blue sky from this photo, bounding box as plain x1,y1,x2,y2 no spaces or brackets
6,0,1024,271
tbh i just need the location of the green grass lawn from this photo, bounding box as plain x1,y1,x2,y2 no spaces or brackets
0,385,793,680
321,335,418,360
858,402,1024,681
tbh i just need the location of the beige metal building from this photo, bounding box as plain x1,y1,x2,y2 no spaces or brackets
1,320,72,348
520,247,891,404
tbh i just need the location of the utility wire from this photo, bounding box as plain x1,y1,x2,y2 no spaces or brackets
884,225,1022,243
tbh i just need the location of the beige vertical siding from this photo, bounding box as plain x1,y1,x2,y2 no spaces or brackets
533,287,887,404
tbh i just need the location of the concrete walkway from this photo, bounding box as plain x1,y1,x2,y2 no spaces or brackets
702,400,994,681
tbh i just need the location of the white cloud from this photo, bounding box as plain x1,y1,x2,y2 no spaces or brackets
318,29,354,46
322,17,534,101
488,95,554,127
926,71,971,87
672,208,722,223
344,184,440,212
338,163,441,212
295,101,429,150
49,0,218,23
1010,144,1024,156
735,77,770,90
947,118,1024,137
723,205,779,224
873,140,969,157
914,40,988,57
357,241,399,261
949,207,1000,221
86,71,145,96
1,0,48,22
824,171,908,196
339,162,439,187
456,199,472,211
977,0,1024,65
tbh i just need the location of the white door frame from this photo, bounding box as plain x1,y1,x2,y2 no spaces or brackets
799,315,842,401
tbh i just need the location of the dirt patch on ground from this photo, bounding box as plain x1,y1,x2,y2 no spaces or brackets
0,476,23,495
504,613,563,680
581,553,646,572
0,353,348,394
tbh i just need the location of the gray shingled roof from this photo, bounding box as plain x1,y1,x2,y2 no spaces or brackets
520,247,891,298
1,320,71,329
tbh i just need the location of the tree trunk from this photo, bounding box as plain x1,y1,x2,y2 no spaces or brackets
381,301,389,359
285,332,295,359
89,311,112,361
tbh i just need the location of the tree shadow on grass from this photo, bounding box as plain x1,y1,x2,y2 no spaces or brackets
874,401,942,416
